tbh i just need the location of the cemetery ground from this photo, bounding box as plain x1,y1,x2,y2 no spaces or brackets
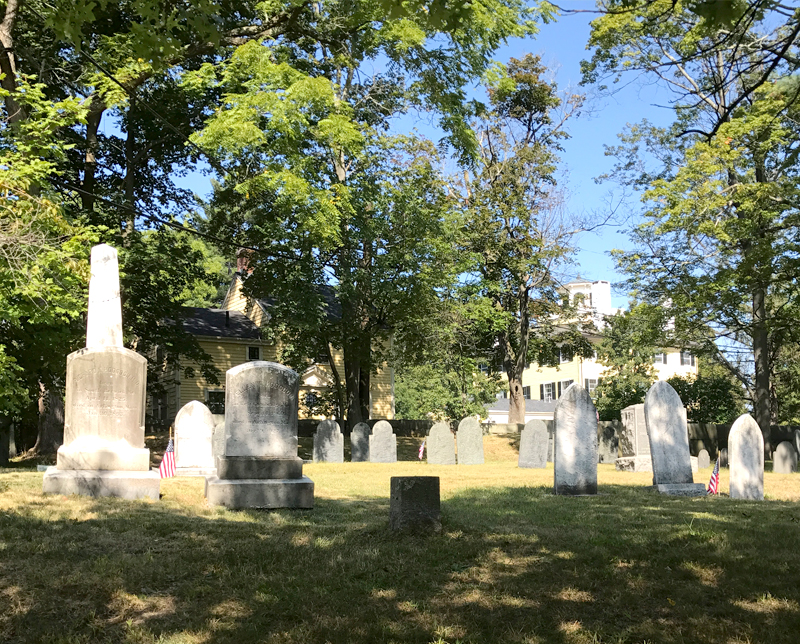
2,438,800,644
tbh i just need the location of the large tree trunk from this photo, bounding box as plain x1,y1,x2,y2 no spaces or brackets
32,384,64,455
752,285,771,456
82,102,104,212
0,0,26,126
343,350,363,430
507,375,526,424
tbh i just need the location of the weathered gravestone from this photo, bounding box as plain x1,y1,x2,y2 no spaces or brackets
643,381,707,496
313,420,344,463
615,404,652,472
389,476,441,534
773,441,797,474
795,430,800,461
719,447,729,468
597,423,619,464
729,413,763,500
457,417,484,465
43,245,159,500
174,401,217,476
427,422,456,465
350,422,370,462
212,421,226,464
369,420,397,463
697,449,711,470
518,420,548,469
554,384,598,495
205,362,314,508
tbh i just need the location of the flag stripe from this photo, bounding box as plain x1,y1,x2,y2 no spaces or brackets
159,438,176,478
707,454,720,494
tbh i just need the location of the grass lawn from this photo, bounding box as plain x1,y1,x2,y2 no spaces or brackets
2,436,800,644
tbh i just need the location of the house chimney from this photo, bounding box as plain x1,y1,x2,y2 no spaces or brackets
236,248,253,274
225,311,230,327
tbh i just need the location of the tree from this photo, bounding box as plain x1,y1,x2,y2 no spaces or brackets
188,1,546,428
583,1,800,450
666,372,746,424
455,54,596,424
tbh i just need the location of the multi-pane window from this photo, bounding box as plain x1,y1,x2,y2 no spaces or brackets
541,382,556,402
680,350,695,366
206,390,225,415
584,378,598,395
654,352,667,364
559,380,574,396
522,386,531,399
247,346,261,361
559,347,573,364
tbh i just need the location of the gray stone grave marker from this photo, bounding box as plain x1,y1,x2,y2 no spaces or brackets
350,422,370,462
427,422,455,465
313,420,344,463
554,384,598,495
697,449,711,470
615,404,652,472
518,420,548,469
43,244,159,500
456,417,484,465
597,423,619,464
773,441,797,474
729,413,763,500
369,420,397,463
175,400,217,476
643,381,706,496
389,476,441,534
205,362,314,508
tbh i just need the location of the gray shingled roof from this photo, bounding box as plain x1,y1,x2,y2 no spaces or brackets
181,308,261,339
486,398,557,413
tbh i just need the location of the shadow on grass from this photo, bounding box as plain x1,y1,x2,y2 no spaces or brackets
2,483,800,643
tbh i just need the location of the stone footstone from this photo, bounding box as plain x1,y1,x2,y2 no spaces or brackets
773,441,797,474
518,420,548,469
690,456,699,473
369,421,397,463
729,413,764,501
313,420,344,463
205,361,313,509
456,418,484,465
644,381,694,487
654,483,708,497
389,476,441,534
554,384,598,495
175,401,216,477
426,422,455,465
697,449,710,469
350,422,370,462
43,467,160,501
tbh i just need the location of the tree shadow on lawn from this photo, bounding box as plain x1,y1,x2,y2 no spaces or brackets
1,483,800,644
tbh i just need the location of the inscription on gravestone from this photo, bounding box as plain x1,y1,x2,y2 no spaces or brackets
224,363,299,458
554,384,597,495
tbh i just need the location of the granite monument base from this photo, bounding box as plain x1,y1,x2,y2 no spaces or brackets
615,455,653,472
205,476,314,509
389,476,441,534
56,442,151,471
653,483,708,497
42,467,160,500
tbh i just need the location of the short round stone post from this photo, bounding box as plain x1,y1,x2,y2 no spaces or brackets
389,477,441,534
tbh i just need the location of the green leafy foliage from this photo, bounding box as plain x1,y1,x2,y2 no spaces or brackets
666,373,746,424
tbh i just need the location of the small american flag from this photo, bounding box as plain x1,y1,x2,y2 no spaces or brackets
159,437,176,478
418,439,426,460
707,454,720,494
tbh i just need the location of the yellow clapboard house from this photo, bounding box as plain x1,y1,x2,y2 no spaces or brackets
150,275,395,425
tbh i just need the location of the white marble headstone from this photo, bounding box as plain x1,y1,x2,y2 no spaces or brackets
643,381,693,485
729,413,764,500
554,384,597,495
174,400,216,474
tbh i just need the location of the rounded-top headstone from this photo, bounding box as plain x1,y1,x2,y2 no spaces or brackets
519,419,548,469
369,420,397,463
223,361,299,458
729,413,764,500
427,422,455,465
313,420,344,463
174,400,216,469
350,422,370,462
697,449,710,470
773,441,797,474
554,384,598,495
644,381,693,485
456,417,484,465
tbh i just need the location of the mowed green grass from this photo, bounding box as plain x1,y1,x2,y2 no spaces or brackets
1,436,800,644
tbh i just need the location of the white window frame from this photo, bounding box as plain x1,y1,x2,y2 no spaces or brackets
584,378,598,395
247,346,261,361
680,350,695,366
542,382,556,402
654,352,667,364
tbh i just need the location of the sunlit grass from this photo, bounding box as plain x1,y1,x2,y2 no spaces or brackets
2,436,800,643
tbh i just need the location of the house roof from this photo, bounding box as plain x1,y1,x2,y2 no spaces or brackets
486,398,557,413
181,307,261,339
256,283,342,321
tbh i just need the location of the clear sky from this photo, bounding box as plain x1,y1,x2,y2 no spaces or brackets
175,5,678,310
